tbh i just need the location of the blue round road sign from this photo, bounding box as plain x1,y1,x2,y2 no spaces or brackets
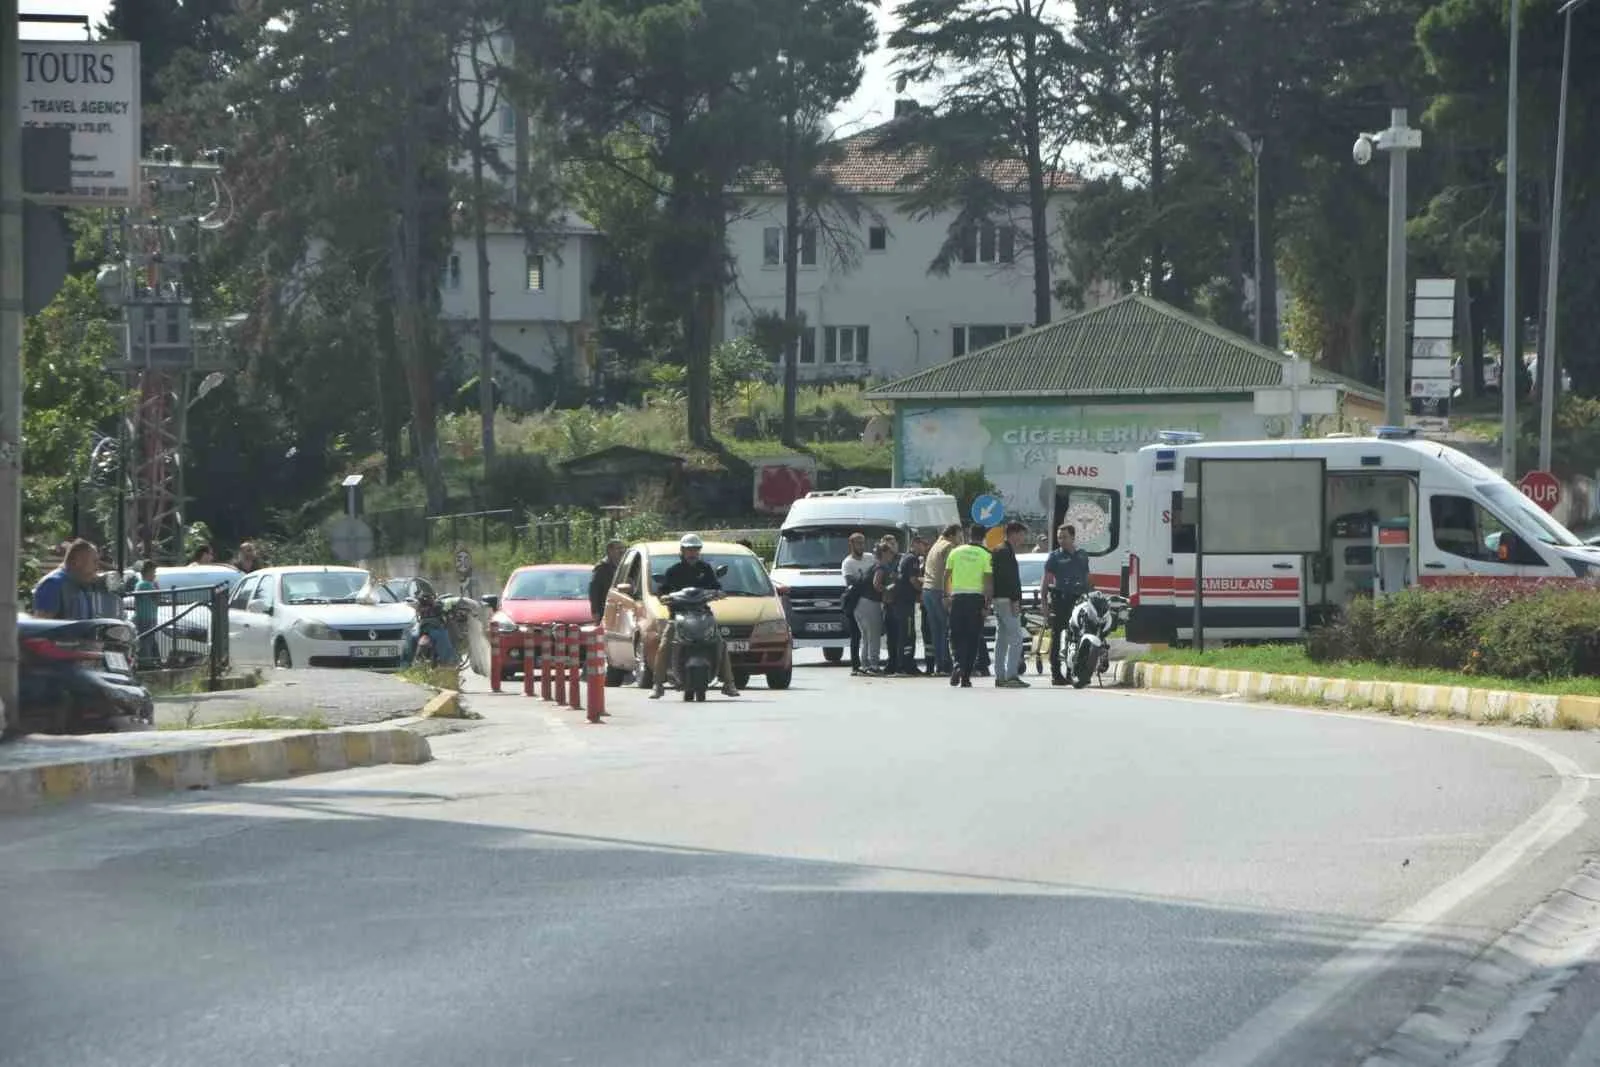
970,494,1005,526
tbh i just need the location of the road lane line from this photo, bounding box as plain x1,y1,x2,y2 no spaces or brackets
1136,691,1595,1067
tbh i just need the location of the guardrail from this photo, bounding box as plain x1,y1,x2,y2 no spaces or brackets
127,584,230,687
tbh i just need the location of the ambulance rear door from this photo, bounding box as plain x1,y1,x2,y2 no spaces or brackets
1055,450,1130,594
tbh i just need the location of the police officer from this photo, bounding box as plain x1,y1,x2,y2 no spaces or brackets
650,535,739,699
1041,523,1092,686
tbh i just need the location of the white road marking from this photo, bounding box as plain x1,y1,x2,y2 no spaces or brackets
1125,689,1595,1067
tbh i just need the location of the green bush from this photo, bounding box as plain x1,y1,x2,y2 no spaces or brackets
1308,582,1600,681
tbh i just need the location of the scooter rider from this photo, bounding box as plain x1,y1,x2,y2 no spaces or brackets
404,582,458,666
650,534,740,699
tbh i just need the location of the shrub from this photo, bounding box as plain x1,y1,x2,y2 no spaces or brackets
1470,588,1600,680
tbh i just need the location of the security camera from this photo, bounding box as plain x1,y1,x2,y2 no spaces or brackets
1353,134,1375,166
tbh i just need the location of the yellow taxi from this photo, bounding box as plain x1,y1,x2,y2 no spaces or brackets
601,540,793,691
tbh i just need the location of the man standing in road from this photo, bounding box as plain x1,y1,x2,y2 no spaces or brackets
1042,523,1092,686
589,539,624,622
841,532,872,673
991,520,1029,689
922,524,958,676
650,535,739,699
943,526,993,688
31,540,100,621
891,535,928,676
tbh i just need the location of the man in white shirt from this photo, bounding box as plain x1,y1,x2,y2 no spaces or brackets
840,532,872,672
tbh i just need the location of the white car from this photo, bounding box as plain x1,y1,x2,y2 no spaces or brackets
227,566,416,670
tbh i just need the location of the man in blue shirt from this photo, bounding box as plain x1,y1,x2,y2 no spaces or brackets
1041,524,1092,686
32,540,101,620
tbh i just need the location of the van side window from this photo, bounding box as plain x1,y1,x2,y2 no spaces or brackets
1170,491,1196,554
1059,488,1119,555
1429,494,1533,564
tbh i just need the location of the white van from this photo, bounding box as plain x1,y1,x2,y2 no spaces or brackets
1055,429,1600,644
772,487,961,661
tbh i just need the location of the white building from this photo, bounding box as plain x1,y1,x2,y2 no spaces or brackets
724,112,1095,383
444,31,601,409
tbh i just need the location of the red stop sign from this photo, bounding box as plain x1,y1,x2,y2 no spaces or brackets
1518,470,1562,513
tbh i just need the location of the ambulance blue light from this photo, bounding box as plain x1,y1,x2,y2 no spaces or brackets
1156,430,1204,445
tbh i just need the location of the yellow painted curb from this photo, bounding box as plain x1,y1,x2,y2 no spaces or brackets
0,726,434,814
1127,662,1583,728
419,690,463,719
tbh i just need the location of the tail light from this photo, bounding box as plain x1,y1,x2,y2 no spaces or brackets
1127,554,1141,608
22,635,104,663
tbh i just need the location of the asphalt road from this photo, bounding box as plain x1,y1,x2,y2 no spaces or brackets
4,656,1600,1066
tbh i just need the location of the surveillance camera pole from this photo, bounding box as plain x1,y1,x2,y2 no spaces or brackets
1,0,24,736
1357,110,1421,427
1502,0,1521,478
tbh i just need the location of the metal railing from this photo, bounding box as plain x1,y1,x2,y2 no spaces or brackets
127,584,230,687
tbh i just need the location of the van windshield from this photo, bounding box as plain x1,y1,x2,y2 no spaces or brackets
1477,482,1583,546
776,526,902,569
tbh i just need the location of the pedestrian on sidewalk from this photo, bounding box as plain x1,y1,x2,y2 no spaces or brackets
1042,523,1092,686
943,526,993,688
589,538,624,622
991,520,1029,689
32,540,100,621
841,532,871,672
132,560,161,667
922,524,958,676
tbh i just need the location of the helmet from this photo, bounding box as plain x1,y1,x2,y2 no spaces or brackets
679,534,704,550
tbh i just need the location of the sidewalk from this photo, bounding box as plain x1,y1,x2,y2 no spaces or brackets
155,668,437,727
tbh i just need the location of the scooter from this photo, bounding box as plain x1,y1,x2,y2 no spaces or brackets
1064,592,1131,689
661,587,725,702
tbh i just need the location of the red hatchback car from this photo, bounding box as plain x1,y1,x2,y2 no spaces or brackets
485,564,595,688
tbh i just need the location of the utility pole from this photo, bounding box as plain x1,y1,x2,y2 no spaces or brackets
1539,0,1588,471
1502,0,1521,478
1353,110,1421,427
1232,131,1263,345
2,0,25,735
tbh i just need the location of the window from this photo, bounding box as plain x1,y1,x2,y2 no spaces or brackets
1429,494,1543,565
1058,488,1120,556
229,575,260,611
498,105,516,137
525,254,544,291
799,327,817,364
959,223,1017,265
824,325,868,365
951,324,1026,358
441,253,461,291
760,225,816,267
1170,490,1196,554
868,225,887,252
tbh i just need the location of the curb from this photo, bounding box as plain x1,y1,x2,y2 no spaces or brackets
1123,662,1600,729
419,689,463,719
0,726,433,814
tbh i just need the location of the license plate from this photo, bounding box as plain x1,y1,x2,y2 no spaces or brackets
104,651,130,673
351,645,398,659
727,641,750,653
810,622,844,633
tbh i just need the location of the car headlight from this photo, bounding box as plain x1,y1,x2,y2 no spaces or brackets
294,619,338,641
751,619,791,642
492,613,517,634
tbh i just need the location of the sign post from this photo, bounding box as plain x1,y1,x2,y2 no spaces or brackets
1518,470,1562,514
1408,278,1456,434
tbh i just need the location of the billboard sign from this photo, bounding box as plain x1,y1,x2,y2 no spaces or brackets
19,41,141,207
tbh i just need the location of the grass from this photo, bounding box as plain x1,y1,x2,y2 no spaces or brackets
397,663,462,691
157,710,332,731
1132,643,1600,699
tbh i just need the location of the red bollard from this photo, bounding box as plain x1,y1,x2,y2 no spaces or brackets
552,624,568,705
522,627,537,696
585,627,605,722
568,627,584,711
538,627,553,701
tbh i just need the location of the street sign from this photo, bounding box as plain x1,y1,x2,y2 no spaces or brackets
19,41,142,208
983,526,1006,551
325,515,375,562
1518,470,1562,513
1410,278,1456,431
971,494,1004,527
1410,378,1452,399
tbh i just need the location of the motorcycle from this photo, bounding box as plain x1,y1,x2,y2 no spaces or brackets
1063,592,1131,689
661,586,725,702
408,595,475,670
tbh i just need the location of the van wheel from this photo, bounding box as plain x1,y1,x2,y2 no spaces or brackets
766,668,793,691
274,642,293,669
823,647,844,664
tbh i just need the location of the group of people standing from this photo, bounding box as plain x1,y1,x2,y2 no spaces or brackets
839,521,1093,688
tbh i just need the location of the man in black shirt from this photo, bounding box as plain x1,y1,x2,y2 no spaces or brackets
991,520,1029,688
589,539,624,622
650,534,739,698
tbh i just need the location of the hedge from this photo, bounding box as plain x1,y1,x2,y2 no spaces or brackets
1308,583,1600,681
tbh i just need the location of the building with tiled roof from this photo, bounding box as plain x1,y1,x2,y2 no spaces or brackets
723,101,1095,385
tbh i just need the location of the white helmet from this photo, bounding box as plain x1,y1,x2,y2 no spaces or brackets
679,534,704,550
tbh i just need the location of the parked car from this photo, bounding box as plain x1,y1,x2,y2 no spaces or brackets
602,540,793,690
122,564,243,668
17,613,153,733
227,566,416,670
483,564,595,686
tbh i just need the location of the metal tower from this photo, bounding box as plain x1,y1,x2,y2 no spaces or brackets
100,148,233,561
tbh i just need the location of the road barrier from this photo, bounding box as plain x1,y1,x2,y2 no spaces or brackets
539,626,553,701
522,627,538,697
585,626,605,722
567,624,583,712
552,624,569,705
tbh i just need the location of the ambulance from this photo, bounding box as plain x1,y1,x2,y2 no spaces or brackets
1056,428,1600,645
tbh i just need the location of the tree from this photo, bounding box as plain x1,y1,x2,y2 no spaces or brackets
885,0,1082,327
